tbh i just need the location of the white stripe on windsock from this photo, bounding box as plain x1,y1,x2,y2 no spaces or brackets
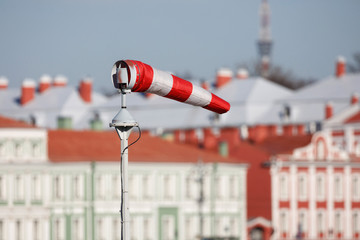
146,68,173,97
185,85,212,106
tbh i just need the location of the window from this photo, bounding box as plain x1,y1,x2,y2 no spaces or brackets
54,218,65,240
335,212,342,233
215,217,221,236
0,176,5,200
32,175,42,201
32,141,41,157
298,211,307,232
163,175,175,200
143,217,151,240
316,140,326,160
280,211,288,233
215,176,222,199
130,218,137,240
33,220,40,240
73,175,83,200
185,176,192,199
15,142,23,158
0,142,5,157
353,175,360,201
0,220,4,240
72,218,83,240
129,175,136,200
113,174,120,199
316,174,325,200
298,174,307,200
335,175,343,200
229,217,237,236
15,220,22,240
353,213,359,235
185,217,193,240
142,175,152,199
14,175,24,201
112,218,121,240
54,175,64,200
229,175,238,199
355,143,360,156
96,218,105,240
317,212,324,234
280,174,288,200
96,175,105,200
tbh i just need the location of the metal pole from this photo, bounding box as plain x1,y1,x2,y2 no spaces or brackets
116,126,132,240
110,90,138,240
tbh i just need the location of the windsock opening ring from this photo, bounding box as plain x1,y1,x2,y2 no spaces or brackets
111,60,138,90
111,59,230,114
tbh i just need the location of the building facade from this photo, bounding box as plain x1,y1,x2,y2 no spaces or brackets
270,120,360,239
0,118,248,240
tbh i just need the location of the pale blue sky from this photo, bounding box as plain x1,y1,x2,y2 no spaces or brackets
0,0,359,91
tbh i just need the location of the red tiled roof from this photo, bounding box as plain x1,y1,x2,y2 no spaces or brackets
254,135,312,155
0,115,35,128
48,130,242,164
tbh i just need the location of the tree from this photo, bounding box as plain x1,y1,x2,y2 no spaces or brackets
238,60,316,90
347,52,360,73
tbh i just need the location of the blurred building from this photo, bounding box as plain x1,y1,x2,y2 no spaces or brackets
0,116,247,240
269,103,360,240
0,76,106,130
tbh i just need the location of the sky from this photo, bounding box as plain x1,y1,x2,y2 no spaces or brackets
0,0,359,92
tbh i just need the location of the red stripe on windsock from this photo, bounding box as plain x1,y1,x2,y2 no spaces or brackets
203,93,231,114
131,60,154,92
164,75,193,102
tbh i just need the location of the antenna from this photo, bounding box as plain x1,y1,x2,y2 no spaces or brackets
110,60,231,240
258,0,273,77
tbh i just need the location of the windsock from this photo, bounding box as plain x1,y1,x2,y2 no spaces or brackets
111,60,230,114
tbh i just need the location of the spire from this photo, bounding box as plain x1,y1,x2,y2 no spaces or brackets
257,0,273,77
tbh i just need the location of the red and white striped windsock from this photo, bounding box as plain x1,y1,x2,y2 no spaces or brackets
111,60,230,114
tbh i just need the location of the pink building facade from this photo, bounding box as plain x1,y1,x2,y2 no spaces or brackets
270,107,360,240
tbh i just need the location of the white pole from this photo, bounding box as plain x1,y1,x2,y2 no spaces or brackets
111,90,138,240
116,126,131,240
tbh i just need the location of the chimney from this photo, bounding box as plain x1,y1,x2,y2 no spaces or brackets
283,125,294,136
201,81,210,90
297,125,306,135
184,129,198,145
249,125,268,143
236,68,249,79
38,74,52,93
220,127,240,147
215,68,233,88
174,130,185,143
335,56,346,78
268,125,278,136
79,78,92,103
53,75,67,87
325,102,333,119
0,77,8,90
20,79,36,105
144,92,154,98
351,92,359,105
202,128,218,149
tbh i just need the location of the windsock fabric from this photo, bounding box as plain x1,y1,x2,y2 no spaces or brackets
116,60,230,114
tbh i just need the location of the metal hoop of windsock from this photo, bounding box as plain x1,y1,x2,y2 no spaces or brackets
111,60,230,114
